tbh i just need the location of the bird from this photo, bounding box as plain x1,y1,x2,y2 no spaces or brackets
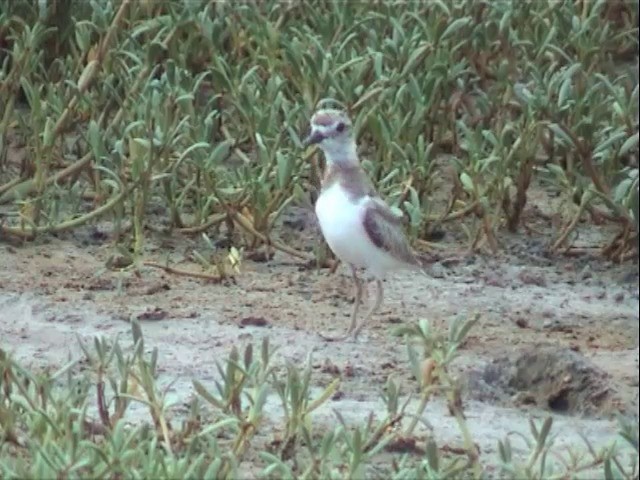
302,107,427,341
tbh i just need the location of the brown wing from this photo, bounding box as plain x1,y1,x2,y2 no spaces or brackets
362,197,420,267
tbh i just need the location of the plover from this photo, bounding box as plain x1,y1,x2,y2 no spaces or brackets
303,107,426,341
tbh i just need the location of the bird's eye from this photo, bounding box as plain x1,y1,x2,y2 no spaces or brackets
336,122,345,132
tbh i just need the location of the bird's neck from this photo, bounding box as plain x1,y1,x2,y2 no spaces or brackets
319,138,376,201
322,161,375,202
322,140,359,168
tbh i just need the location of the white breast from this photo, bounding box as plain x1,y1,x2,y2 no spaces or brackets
315,183,401,278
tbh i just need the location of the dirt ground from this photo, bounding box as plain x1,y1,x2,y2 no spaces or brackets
0,188,639,474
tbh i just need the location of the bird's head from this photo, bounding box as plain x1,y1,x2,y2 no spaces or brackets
302,108,357,163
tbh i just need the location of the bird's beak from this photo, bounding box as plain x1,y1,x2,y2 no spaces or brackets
302,129,325,148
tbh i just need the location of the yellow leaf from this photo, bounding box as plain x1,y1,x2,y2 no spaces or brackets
227,246,242,273
241,206,254,225
86,44,99,63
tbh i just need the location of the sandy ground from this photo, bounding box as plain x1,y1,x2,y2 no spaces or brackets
1,193,638,476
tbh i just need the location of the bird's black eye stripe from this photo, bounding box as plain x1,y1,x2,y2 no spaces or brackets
336,122,345,132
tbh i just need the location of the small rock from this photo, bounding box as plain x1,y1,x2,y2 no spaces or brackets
343,363,355,377
579,266,593,280
239,316,269,327
321,359,340,375
621,270,639,284
518,269,547,287
485,274,507,288
514,318,528,328
144,283,170,295
385,436,424,454
245,250,275,263
106,253,133,270
331,390,345,400
137,307,169,321
512,391,537,406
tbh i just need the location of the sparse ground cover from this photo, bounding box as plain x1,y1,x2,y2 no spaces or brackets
0,0,638,478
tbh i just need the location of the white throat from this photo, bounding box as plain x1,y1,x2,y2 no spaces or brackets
320,138,358,167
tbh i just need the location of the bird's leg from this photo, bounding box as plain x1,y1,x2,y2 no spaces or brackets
347,265,363,334
317,265,364,342
351,279,383,339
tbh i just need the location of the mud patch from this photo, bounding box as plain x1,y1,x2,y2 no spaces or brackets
468,345,627,416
